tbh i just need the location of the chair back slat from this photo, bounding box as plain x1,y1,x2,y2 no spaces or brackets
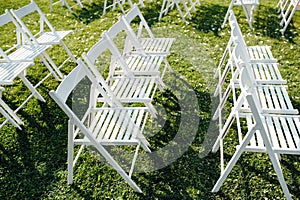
123,5,154,38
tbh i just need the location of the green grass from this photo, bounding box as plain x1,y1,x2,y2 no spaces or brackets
0,0,300,199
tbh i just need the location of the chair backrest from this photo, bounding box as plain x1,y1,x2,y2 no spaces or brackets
82,35,132,78
101,31,135,77
123,4,155,39
228,11,248,48
0,10,36,55
104,18,147,57
81,38,126,107
49,60,113,117
236,55,263,114
239,67,264,121
231,27,251,64
10,0,57,40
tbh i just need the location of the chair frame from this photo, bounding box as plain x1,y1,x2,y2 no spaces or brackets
100,19,167,89
10,0,77,73
122,5,175,79
277,0,300,34
49,59,152,193
82,36,159,116
50,0,92,12
211,66,299,200
222,0,260,30
159,0,201,23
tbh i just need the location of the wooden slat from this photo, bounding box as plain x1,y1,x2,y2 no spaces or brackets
280,116,296,149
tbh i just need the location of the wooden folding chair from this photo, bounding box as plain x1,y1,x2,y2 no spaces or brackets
50,0,92,12
123,5,175,55
82,36,159,117
0,58,36,129
277,0,300,34
213,12,287,122
103,0,145,15
222,0,259,29
159,0,201,23
49,59,151,193
10,0,77,71
212,40,297,130
100,19,167,89
122,5,175,76
0,10,64,82
212,66,299,200
0,11,63,100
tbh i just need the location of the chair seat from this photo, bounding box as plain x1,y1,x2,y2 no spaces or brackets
246,46,276,62
114,55,164,76
241,84,298,114
0,62,33,84
249,62,286,84
234,0,259,6
139,38,175,54
8,45,51,61
88,107,150,148
242,113,300,154
110,76,156,101
35,30,73,45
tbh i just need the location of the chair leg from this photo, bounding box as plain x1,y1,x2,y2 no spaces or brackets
129,144,140,177
18,73,46,102
67,120,75,184
175,1,187,22
212,127,257,192
103,0,108,14
267,152,292,200
222,2,234,28
0,97,23,129
94,140,143,192
159,0,168,21
60,41,77,63
40,53,65,81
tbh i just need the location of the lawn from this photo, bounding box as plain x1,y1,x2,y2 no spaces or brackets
0,0,299,199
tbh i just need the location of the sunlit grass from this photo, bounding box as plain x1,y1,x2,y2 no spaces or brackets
0,0,299,199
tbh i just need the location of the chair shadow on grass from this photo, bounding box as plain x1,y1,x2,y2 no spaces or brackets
189,4,227,36
71,0,160,25
0,98,68,198
71,1,105,24
254,5,299,42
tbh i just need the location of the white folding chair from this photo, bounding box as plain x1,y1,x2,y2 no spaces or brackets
10,0,77,71
159,0,201,23
122,5,175,76
103,0,143,15
222,0,260,29
212,40,297,126
49,59,151,193
213,12,287,122
100,19,167,89
0,10,63,101
82,37,159,117
50,0,92,12
123,5,175,55
277,0,300,34
212,66,299,200
0,10,64,82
